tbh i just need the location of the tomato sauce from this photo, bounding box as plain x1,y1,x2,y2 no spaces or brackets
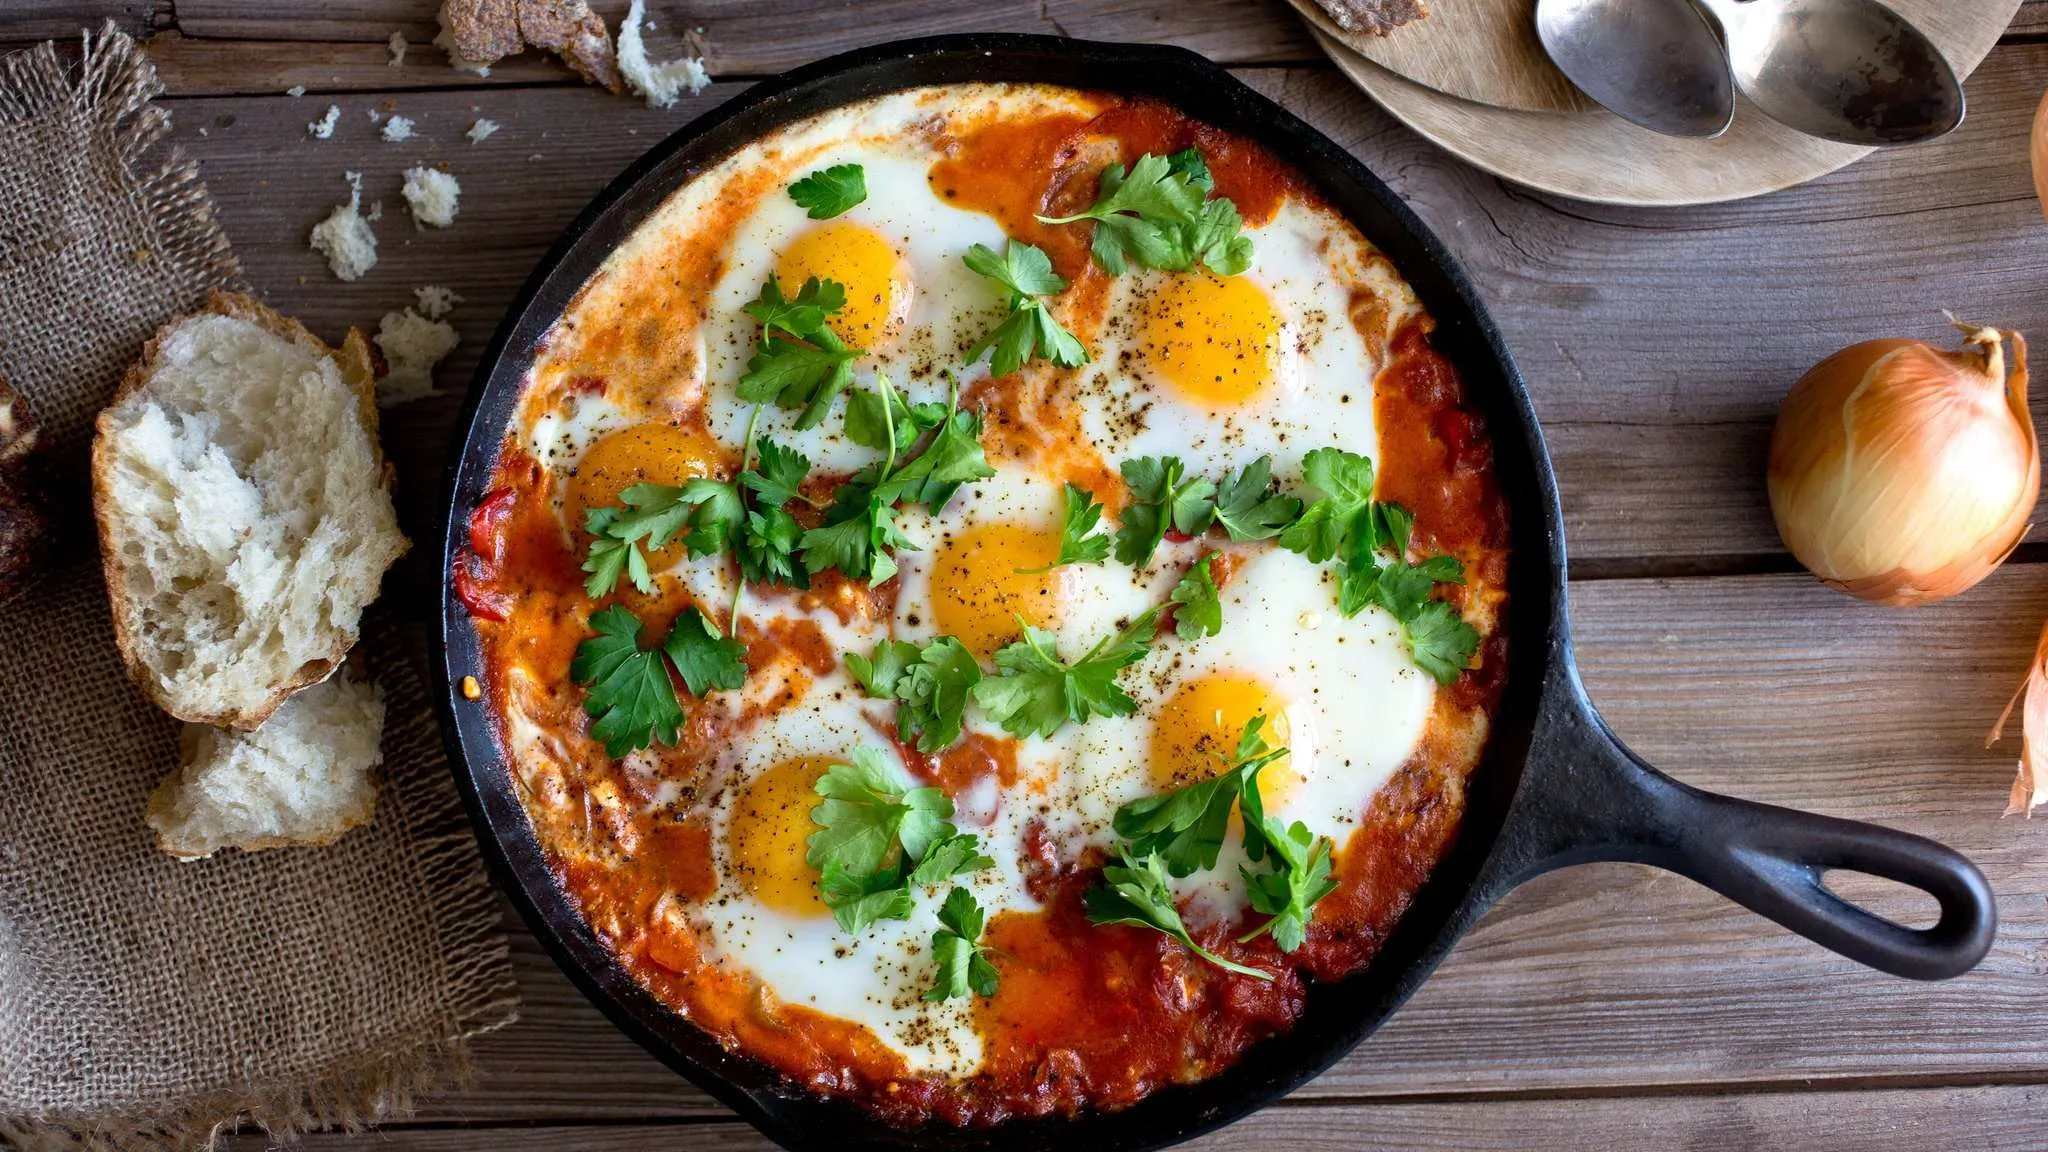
460,86,1511,1130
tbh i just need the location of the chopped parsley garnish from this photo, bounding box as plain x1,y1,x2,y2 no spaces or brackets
1083,849,1272,980
1037,148,1253,278
923,887,1001,1001
737,276,863,430
569,604,743,757
800,375,994,585
1167,553,1222,641
1113,455,1216,566
846,636,983,754
1017,482,1111,574
1279,447,1478,683
806,749,993,933
1213,455,1303,542
971,608,1160,739
963,240,1090,377
1237,758,1339,953
1111,714,1288,878
788,163,866,219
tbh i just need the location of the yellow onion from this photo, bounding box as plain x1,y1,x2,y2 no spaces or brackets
1767,324,2038,606
1990,617,2048,816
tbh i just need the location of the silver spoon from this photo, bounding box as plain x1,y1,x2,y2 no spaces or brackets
1537,0,1966,146
1536,0,1735,138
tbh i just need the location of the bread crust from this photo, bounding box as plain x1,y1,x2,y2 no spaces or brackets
91,291,405,731
0,377,47,606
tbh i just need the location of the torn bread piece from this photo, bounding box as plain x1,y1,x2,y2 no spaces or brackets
414,284,463,320
1314,0,1429,35
375,306,460,407
438,0,622,92
402,166,460,227
92,293,408,729
618,0,709,108
310,171,377,280
147,674,386,860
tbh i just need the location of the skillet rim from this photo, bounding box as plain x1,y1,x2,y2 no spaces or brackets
432,32,1566,1152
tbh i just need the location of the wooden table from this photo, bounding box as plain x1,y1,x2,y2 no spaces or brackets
27,2,2048,1147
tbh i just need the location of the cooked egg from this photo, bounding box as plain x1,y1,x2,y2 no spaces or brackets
560,421,726,562
700,152,1012,472
1078,197,1418,485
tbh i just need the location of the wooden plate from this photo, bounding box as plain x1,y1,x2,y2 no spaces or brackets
1294,0,1590,113
1296,0,2019,206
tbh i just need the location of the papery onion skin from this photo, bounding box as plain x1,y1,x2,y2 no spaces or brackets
1989,614,2048,816
1767,326,2038,606
2033,90,2048,226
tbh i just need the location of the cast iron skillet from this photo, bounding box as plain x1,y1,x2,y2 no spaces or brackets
434,33,1998,1152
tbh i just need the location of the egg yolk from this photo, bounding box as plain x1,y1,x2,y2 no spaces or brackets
774,220,913,347
727,755,835,917
1140,272,1283,408
930,522,1068,661
563,422,724,569
1150,674,1300,808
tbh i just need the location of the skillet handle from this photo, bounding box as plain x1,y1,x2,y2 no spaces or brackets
1480,655,1996,981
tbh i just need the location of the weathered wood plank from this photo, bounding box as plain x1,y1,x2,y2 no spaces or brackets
401,569,2048,1122
229,1085,2048,1149
159,0,1316,69
0,0,160,46
156,47,2048,579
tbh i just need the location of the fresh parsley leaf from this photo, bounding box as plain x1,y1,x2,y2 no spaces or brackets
737,276,863,430
844,386,941,453
807,748,954,879
877,406,996,514
661,605,746,697
1036,150,1252,277
579,479,736,597
909,834,997,888
1111,713,1288,877
924,887,1000,1001
801,476,914,585
819,861,915,933
1114,456,1217,566
738,437,813,508
737,505,807,588
1018,483,1111,574
1277,447,1376,563
1083,849,1272,980
570,604,686,757
743,274,847,336
845,639,918,698
788,163,867,219
963,241,1090,377
1168,554,1222,641
848,637,982,753
1402,599,1480,685
1212,456,1303,542
1236,793,1337,953
972,609,1159,739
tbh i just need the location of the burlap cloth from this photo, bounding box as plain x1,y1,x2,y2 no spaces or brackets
0,26,519,1150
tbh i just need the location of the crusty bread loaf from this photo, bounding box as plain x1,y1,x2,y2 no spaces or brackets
0,377,46,605
146,674,386,859
92,292,408,729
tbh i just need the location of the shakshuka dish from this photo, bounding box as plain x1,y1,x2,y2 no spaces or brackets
456,83,1509,1126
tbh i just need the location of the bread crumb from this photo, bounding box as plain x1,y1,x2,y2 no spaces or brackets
381,115,416,142
466,117,500,144
286,85,306,97
197,126,209,137
617,0,709,109
388,31,408,66
365,200,383,223
401,167,460,229
374,308,460,406
414,285,463,320
309,172,378,282
308,104,340,139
